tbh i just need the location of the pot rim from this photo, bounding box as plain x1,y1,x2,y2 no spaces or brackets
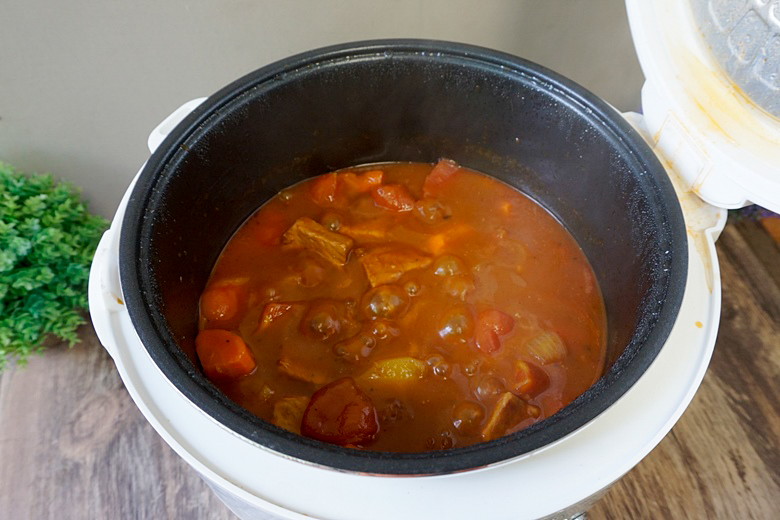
119,39,688,475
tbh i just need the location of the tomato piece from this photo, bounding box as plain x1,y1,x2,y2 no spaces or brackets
475,309,515,353
371,184,415,212
423,158,459,197
475,327,501,354
195,329,256,380
301,377,379,445
341,170,384,193
480,309,515,335
200,285,241,323
310,172,339,206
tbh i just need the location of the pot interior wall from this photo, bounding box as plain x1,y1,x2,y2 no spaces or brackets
123,42,686,474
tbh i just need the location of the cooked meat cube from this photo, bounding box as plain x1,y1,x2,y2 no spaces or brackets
358,246,432,287
481,392,533,441
272,396,310,434
282,217,354,266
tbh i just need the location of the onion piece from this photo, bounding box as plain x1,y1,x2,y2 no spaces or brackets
524,331,567,365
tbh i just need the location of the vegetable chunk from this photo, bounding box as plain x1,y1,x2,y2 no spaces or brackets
301,378,379,445
525,331,567,365
371,184,415,212
200,285,242,324
283,217,354,266
272,396,310,434
310,173,339,206
195,329,256,380
341,170,384,193
423,158,460,197
359,357,427,383
358,246,433,287
475,309,515,354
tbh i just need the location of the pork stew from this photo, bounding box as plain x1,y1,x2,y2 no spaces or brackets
195,160,607,452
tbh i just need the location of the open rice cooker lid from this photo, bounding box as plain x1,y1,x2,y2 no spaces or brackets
626,0,780,213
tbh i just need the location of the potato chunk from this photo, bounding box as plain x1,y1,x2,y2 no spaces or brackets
359,357,427,383
283,217,354,266
358,246,432,287
481,392,535,441
272,396,310,434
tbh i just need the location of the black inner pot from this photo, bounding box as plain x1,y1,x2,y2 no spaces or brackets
120,40,687,475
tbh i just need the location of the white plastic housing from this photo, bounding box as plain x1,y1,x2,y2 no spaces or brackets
87,100,725,520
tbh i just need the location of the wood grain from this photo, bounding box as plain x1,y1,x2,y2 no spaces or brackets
0,328,234,520
0,221,777,520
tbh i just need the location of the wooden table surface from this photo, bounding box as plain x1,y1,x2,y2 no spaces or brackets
1,219,778,519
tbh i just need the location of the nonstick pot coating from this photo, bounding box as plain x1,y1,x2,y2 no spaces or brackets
120,40,687,475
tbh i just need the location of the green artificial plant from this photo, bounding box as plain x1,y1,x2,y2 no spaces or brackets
0,162,108,370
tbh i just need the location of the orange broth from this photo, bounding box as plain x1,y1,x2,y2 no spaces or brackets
195,160,606,451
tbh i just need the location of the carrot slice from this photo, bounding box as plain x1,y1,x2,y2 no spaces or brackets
371,184,415,212
423,158,459,197
200,285,241,323
195,329,256,380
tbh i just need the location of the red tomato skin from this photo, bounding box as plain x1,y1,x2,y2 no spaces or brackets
476,327,501,353
423,158,460,197
480,309,514,335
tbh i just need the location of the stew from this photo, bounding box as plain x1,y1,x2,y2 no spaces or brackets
195,160,607,452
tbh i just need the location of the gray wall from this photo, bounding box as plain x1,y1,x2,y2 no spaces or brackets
0,0,644,218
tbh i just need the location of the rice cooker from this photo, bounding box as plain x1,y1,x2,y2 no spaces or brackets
88,0,780,518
